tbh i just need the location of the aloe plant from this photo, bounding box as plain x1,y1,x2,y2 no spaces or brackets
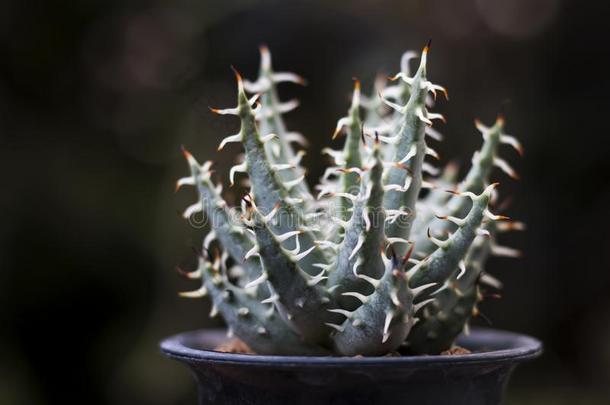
176,44,523,356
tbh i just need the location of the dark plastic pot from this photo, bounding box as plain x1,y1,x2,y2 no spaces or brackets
161,328,541,405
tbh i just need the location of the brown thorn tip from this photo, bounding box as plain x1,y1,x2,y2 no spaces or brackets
259,43,269,53
175,266,189,277
517,145,524,157
208,106,220,114
496,113,505,126
498,99,510,121
424,39,432,53
353,78,360,90
402,243,415,265
230,65,243,82
395,162,412,174
181,145,192,159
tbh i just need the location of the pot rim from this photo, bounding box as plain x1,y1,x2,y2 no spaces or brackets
160,327,542,367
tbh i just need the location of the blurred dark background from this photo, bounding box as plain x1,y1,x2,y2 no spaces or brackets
1,0,609,403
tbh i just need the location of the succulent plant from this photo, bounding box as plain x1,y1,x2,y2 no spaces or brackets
176,43,524,356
